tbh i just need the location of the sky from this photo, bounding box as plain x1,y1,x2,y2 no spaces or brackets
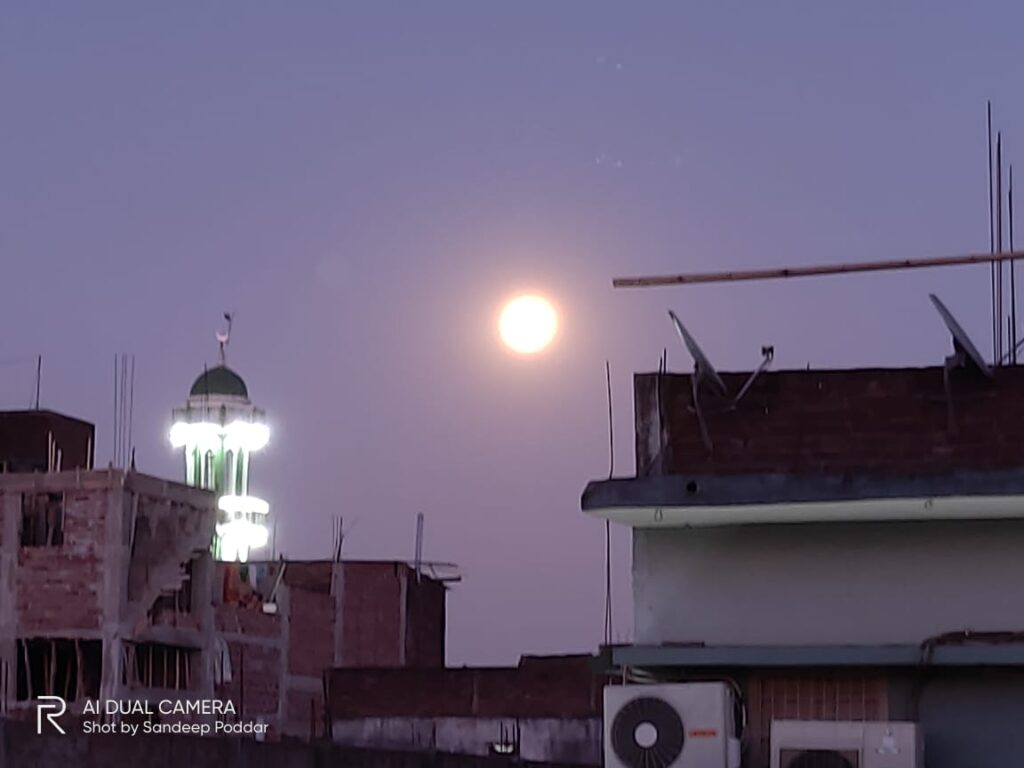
3,2,1024,664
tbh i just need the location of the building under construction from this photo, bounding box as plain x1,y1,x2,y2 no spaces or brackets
0,408,452,740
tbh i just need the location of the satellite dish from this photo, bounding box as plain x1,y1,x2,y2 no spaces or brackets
668,311,727,394
929,294,993,379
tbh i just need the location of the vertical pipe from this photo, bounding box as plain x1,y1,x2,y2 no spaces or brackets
998,133,1005,364
34,355,41,410
602,520,610,647
1011,164,1017,363
603,363,614,648
605,361,614,479
989,102,997,361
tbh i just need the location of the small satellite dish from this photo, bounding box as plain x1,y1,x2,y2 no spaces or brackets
668,311,727,394
929,294,993,379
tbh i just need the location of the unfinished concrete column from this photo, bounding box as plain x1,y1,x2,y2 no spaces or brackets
0,492,20,709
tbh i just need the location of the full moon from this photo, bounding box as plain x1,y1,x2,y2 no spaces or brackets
498,295,558,354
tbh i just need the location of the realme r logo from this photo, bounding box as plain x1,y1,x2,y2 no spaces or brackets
36,695,66,734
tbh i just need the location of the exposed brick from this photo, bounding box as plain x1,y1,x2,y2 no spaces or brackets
404,574,445,667
744,673,889,768
217,641,282,718
215,603,281,638
637,367,1024,477
14,491,106,632
288,586,334,676
282,562,333,593
341,563,404,667
326,656,602,719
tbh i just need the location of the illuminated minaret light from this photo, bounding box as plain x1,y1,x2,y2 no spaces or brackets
170,314,270,562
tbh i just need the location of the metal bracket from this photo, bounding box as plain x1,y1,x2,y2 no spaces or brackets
732,346,774,407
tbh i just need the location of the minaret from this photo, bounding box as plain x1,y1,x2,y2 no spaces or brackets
170,315,270,562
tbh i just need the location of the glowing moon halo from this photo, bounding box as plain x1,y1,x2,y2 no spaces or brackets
498,295,558,354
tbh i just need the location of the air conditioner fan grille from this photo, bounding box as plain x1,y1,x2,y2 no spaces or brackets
611,695,685,768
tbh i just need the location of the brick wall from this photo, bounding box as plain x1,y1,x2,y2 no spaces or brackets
327,657,603,719
0,471,218,716
213,600,284,725
212,559,448,739
14,489,105,632
0,410,94,473
287,586,334,677
341,562,404,667
636,366,1024,477
217,560,446,671
215,604,280,638
281,561,333,592
404,572,445,667
226,642,282,719
0,719,588,768
744,673,889,768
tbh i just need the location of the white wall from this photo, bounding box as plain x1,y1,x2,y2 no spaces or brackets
634,519,1024,646
331,717,601,765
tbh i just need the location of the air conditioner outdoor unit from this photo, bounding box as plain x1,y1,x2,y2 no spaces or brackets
604,682,741,768
770,720,923,768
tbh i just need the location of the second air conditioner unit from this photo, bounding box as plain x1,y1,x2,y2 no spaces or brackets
771,720,923,768
604,682,741,768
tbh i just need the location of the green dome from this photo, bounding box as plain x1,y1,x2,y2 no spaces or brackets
189,366,249,399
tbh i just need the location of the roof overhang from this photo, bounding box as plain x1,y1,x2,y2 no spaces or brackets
582,470,1024,527
608,643,1024,668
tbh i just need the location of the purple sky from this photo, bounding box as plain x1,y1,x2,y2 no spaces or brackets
3,3,1024,664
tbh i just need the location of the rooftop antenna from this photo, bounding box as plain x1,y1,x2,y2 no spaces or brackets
332,515,344,562
113,355,119,466
989,102,997,362
997,132,1005,364
119,355,125,466
930,293,993,432
414,512,425,583
34,355,41,410
127,354,135,468
668,310,727,452
1011,163,1017,364
217,312,234,366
